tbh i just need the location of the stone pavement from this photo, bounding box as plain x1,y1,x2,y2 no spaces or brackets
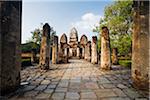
7,59,148,100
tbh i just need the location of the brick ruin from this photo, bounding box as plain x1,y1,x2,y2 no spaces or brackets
48,28,97,64
0,0,149,96
69,28,78,58
59,33,68,63
80,35,88,59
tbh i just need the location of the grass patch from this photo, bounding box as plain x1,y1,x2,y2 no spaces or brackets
119,59,131,68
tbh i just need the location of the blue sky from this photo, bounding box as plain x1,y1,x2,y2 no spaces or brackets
22,0,114,43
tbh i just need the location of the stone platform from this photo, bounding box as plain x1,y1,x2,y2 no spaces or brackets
6,59,148,100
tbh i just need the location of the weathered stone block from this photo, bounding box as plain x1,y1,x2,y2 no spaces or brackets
0,1,22,95
52,35,58,64
85,41,91,62
39,23,50,70
132,1,149,90
91,36,98,64
69,28,78,58
77,47,80,57
80,35,88,59
100,27,111,70
31,49,37,64
58,34,68,63
112,48,118,65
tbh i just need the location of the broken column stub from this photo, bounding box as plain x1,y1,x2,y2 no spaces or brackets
112,48,118,65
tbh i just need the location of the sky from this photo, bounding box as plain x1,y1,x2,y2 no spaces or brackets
22,0,114,43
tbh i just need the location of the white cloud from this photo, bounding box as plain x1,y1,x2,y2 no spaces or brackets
70,13,102,40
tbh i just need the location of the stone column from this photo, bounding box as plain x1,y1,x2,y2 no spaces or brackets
31,49,37,64
64,48,67,56
52,36,58,64
132,1,149,90
63,46,68,63
84,45,88,60
39,23,50,70
82,47,85,59
77,47,80,57
0,1,22,95
100,27,111,70
69,48,72,57
112,48,118,65
52,45,56,64
91,36,98,64
86,41,91,62
58,44,62,63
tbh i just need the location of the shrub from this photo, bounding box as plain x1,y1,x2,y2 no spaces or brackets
119,59,131,68
21,58,32,67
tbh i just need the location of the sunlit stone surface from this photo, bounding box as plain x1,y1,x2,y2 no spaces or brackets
8,59,148,99
52,35,58,64
39,23,50,70
91,36,98,64
132,1,149,90
100,27,111,70
69,28,78,58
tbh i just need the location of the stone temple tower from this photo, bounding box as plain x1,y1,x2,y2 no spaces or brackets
69,28,78,57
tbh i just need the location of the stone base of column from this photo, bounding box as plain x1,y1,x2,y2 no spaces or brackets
58,53,68,64
101,66,111,70
91,62,98,64
87,57,91,62
91,60,98,64
1,84,20,96
132,77,149,90
63,56,68,63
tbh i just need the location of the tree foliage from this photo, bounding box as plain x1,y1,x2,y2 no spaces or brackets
21,42,40,53
30,23,56,45
24,23,56,53
95,0,133,55
103,0,133,35
31,28,42,45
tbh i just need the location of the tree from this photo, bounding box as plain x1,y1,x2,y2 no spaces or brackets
25,23,56,54
103,0,133,35
49,27,56,45
31,28,42,45
21,42,40,53
29,23,56,44
95,0,133,55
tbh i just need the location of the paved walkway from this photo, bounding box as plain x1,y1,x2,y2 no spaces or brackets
9,59,148,100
